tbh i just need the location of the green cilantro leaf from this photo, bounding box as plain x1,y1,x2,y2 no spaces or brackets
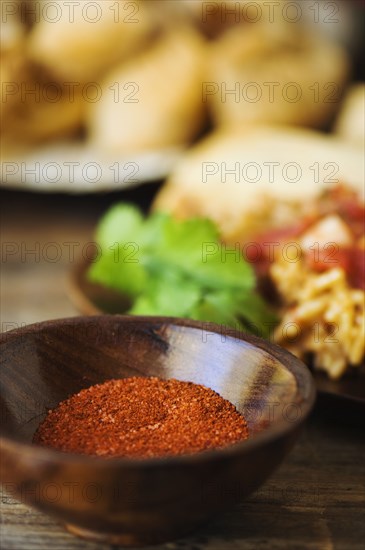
129,271,201,317
88,246,147,297
87,203,276,338
95,204,143,250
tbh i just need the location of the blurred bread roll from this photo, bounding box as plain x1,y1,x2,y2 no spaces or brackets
207,21,350,129
1,0,25,53
334,84,365,147
27,0,156,81
1,64,84,152
153,126,364,241
0,0,26,105
88,27,207,154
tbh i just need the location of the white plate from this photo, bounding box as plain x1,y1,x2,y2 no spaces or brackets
1,142,184,193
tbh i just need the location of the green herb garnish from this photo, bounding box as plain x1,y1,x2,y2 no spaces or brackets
88,204,276,337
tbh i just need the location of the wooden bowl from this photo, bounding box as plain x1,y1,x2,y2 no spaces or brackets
0,316,315,546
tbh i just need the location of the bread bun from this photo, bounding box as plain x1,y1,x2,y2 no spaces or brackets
1,63,84,150
206,21,350,129
153,126,364,241
27,0,156,81
334,83,365,147
87,27,207,154
1,0,25,53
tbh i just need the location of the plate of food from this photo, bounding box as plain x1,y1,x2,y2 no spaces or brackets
69,126,365,406
1,3,208,191
2,1,362,192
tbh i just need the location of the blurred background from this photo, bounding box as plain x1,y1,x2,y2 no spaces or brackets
1,0,364,324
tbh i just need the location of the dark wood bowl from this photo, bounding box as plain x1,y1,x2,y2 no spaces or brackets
0,316,315,546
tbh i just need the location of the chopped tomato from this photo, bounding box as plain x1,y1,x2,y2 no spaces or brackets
305,247,365,289
245,219,313,276
346,248,365,290
304,247,349,273
243,184,364,287
321,185,365,238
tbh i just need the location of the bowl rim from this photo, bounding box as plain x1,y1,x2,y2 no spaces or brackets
0,315,316,468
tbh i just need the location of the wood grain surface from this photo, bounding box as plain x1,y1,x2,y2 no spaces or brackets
1,188,364,550
1,414,364,550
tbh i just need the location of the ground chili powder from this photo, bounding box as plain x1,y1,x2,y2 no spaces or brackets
33,377,249,458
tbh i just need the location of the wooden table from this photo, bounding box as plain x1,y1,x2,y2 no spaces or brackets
1,188,364,550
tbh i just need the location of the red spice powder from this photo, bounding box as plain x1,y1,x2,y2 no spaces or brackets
33,377,249,458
